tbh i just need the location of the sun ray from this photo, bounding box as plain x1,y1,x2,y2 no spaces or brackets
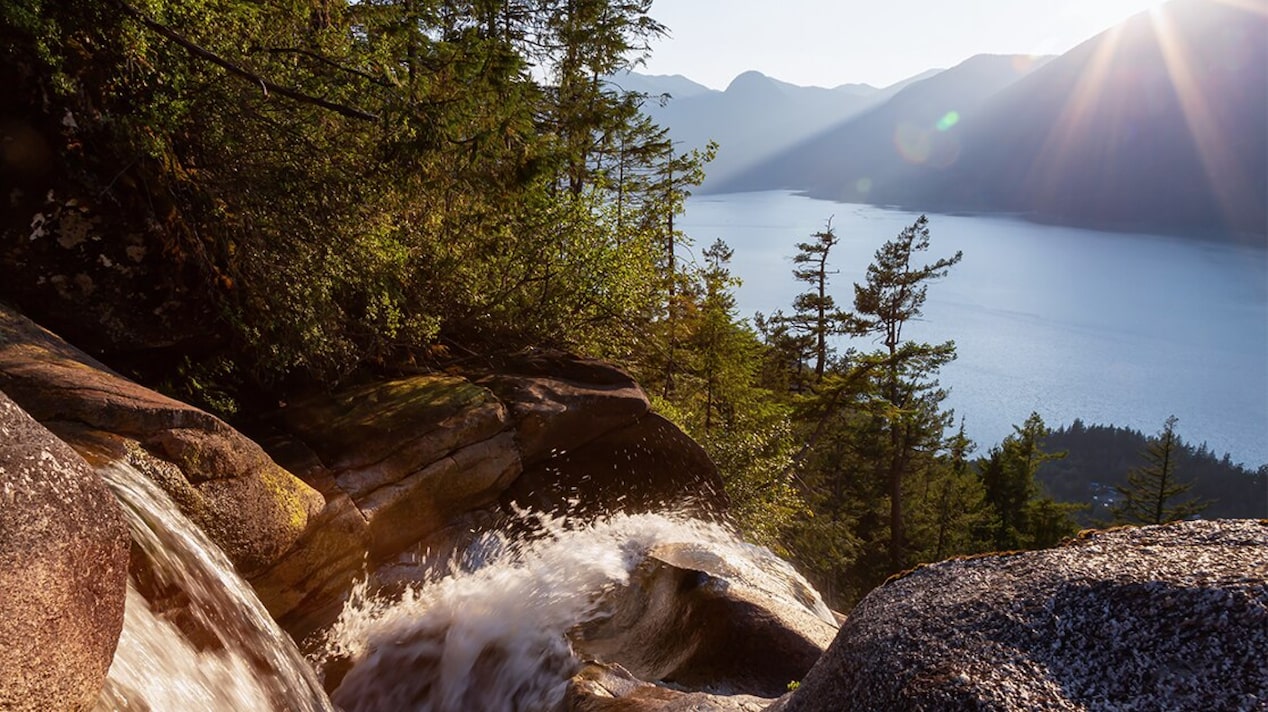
1026,24,1123,206
1149,3,1260,236
1024,1,1264,235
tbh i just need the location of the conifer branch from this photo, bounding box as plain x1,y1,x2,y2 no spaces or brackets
111,0,380,122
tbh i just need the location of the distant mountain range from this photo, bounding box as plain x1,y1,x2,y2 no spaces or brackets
627,0,1266,237
606,68,939,189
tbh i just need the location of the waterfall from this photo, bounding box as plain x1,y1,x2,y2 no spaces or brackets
94,462,335,712
87,461,831,712
320,510,833,712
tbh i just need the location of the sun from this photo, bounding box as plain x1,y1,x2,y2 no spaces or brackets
1033,0,1265,234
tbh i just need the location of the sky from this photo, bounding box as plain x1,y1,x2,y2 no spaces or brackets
641,0,1169,90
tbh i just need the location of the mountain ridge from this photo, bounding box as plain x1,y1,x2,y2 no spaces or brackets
613,67,943,189
636,0,1267,238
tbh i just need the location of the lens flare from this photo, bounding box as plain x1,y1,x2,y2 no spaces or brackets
893,121,933,164
1011,55,1040,74
936,111,961,132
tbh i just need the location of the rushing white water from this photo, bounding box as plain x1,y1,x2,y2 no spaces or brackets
94,462,335,712
320,510,833,712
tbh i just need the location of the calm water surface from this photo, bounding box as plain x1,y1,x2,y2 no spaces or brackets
679,191,1268,467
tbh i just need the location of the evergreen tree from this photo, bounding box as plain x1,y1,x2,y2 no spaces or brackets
979,412,1081,549
653,141,716,397
909,419,992,562
693,239,749,430
1113,416,1208,525
642,241,806,555
786,219,845,382
753,310,816,394
849,215,962,570
772,215,968,605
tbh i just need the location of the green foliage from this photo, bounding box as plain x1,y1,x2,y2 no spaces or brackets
657,395,807,553
745,215,975,607
1112,416,1208,525
2,0,686,395
643,237,807,551
1040,419,1265,520
978,412,1082,549
704,415,805,550
906,421,993,562
785,220,845,381
844,215,963,572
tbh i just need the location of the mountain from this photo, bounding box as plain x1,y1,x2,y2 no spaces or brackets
612,68,940,188
715,0,1267,237
604,71,713,101
711,54,1048,197
918,0,1267,236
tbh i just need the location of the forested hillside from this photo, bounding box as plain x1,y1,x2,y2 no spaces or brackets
1041,419,1268,522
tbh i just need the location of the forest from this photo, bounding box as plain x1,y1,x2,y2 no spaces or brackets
2,0,1262,610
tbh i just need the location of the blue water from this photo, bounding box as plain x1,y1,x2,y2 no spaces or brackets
678,191,1268,468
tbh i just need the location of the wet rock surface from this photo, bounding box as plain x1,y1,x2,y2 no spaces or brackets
505,412,726,518
775,520,1268,712
276,375,520,558
575,541,836,698
565,662,775,712
262,352,725,633
485,350,725,517
0,304,323,575
479,350,650,465
0,390,130,711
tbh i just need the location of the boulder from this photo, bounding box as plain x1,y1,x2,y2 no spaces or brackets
257,377,521,629
0,389,130,711
485,350,726,517
479,350,650,464
565,663,775,712
261,355,725,633
0,304,324,575
247,490,371,639
504,413,727,518
774,520,1268,712
274,376,520,558
574,540,837,698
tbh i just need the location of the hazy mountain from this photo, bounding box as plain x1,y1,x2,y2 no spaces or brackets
604,71,713,101
916,0,1267,236
711,54,1048,197
611,68,940,188
715,0,1267,237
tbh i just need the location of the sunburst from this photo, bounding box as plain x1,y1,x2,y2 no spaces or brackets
1029,0,1264,235
1149,1,1262,236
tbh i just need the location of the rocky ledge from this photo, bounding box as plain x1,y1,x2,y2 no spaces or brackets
774,519,1268,712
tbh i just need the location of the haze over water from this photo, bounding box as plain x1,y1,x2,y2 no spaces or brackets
680,191,1268,468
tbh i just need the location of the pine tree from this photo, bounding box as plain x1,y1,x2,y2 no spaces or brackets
1113,416,1207,525
786,219,844,382
693,239,749,431
850,214,962,570
979,412,1081,549
910,419,992,562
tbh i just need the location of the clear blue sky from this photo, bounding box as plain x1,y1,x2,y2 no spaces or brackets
642,0,1168,89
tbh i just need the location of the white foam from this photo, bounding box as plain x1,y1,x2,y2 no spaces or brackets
320,511,832,711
